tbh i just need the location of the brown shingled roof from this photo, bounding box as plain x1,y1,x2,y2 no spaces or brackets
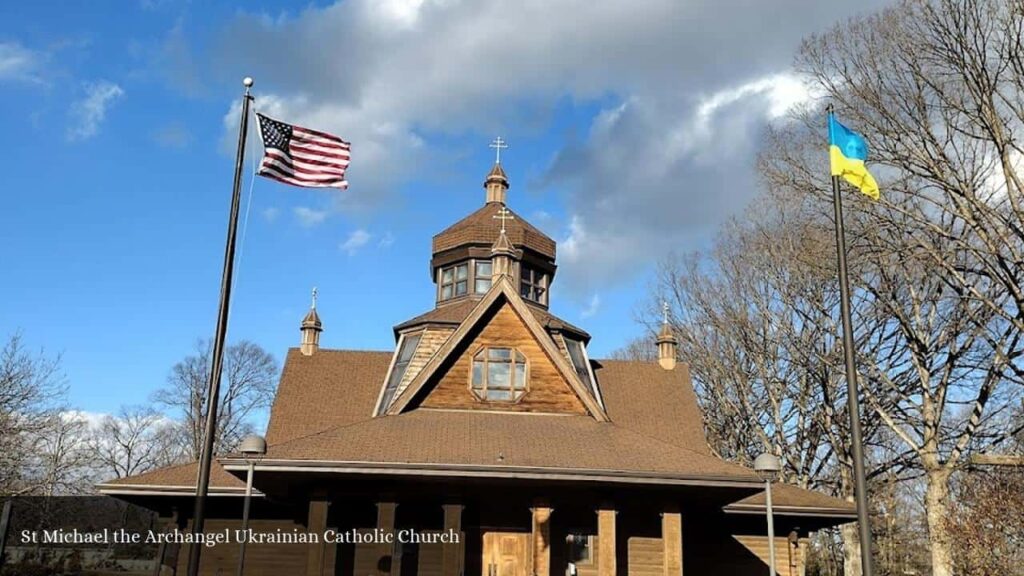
395,299,590,340
432,203,556,259
725,483,856,516
98,461,246,492
265,349,392,446
254,410,758,482
596,360,709,454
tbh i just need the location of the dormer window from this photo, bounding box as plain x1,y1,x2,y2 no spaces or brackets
471,347,528,401
520,265,548,305
440,263,469,300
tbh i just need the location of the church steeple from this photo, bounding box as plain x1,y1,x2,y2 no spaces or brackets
300,287,322,356
484,137,509,204
656,301,678,370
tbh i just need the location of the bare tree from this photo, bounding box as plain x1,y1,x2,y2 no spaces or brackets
609,337,657,362
646,191,911,573
153,340,278,459
91,405,184,480
25,412,96,495
751,2,1024,573
945,467,1024,576
0,332,66,496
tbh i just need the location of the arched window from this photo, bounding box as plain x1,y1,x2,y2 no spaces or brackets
471,347,528,401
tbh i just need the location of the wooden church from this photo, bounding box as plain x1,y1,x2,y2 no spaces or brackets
100,160,854,575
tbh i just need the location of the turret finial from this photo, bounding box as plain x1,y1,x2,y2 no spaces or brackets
489,136,508,164
312,286,318,310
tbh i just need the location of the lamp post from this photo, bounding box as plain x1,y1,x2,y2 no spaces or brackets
236,435,266,576
754,453,782,576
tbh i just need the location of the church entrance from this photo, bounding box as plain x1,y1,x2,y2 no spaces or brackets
482,531,531,576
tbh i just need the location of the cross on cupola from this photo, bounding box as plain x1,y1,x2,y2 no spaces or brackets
311,286,319,309
489,137,508,164
493,206,515,235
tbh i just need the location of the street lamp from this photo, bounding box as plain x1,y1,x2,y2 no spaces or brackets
236,434,266,576
754,453,782,576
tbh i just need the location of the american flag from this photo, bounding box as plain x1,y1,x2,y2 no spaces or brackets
256,113,350,189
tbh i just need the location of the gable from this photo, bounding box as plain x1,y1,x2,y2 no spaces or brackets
417,301,587,414
386,278,608,420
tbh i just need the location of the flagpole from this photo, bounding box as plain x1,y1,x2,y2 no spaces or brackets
186,76,254,576
827,104,876,576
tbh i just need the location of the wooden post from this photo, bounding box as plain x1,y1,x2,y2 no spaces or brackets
376,501,398,576
306,496,330,576
597,506,616,576
441,504,464,576
661,508,682,576
532,504,553,576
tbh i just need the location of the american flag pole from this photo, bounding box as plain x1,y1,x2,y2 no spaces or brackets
186,76,254,576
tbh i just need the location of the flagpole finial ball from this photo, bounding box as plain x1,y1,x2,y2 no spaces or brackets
243,77,254,87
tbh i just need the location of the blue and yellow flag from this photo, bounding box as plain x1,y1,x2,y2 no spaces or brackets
829,115,880,200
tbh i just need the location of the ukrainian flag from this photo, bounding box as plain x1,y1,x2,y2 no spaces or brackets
829,114,880,200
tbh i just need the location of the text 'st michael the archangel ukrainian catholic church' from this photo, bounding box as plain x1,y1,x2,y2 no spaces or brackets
99,159,855,576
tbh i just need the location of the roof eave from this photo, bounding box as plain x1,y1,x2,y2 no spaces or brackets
218,458,762,488
722,503,857,519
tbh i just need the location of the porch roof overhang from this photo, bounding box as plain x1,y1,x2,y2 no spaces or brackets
723,502,857,520
218,457,766,489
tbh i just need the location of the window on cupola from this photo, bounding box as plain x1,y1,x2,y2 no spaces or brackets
474,260,492,294
471,347,528,401
520,265,548,305
440,263,469,300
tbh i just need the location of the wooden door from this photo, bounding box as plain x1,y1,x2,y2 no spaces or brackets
482,531,530,576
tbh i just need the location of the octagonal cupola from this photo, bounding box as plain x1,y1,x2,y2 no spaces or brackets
429,157,557,308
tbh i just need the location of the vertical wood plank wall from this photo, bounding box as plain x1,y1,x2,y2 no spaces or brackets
662,511,682,576
733,535,805,576
441,504,464,576
597,508,616,576
306,497,330,576
532,505,553,576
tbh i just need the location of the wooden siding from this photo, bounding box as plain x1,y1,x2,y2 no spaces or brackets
420,303,587,414
628,537,664,576
393,328,455,404
733,535,805,576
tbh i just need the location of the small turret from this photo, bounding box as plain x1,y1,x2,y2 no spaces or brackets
491,206,518,279
300,288,322,356
656,302,678,370
484,137,509,204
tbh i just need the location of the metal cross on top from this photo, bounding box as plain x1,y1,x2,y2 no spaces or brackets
311,287,318,310
662,300,670,324
493,206,515,234
489,137,508,164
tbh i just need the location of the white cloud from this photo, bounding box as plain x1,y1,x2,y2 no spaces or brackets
211,0,893,291
340,229,372,255
262,207,281,222
580,294,601,319
66,81,124,141
378,231,396,248
0,41,43,83
293,206,329,227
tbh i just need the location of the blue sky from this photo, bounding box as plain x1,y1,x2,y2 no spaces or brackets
0,0,891,416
